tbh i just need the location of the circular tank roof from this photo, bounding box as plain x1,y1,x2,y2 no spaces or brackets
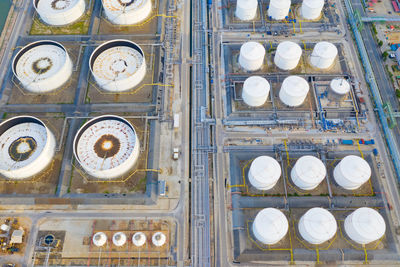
249,156,281,188
237,0,258,10
293,155,326,184
276,41,302,60
302,0,324,9
281,76,309,97
336,155,371,183
240,42,265,61
102,0,149,12
253,208,289,245
35,0,81,13
269,0,291,9
112,232,127,247
330,78,350,95
243,76,270,98
132,232,146,247
299,207,337,244
312,42,338,59
93,232,107,247
152,232,166,247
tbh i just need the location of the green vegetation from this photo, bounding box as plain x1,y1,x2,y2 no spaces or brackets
396,89,400,98
378,40,383,47
2,112,7,119
382,51,388,60
372,23,377,35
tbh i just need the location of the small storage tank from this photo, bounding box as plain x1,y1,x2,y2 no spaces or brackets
299,207,337,244
235,0,258,21
344,207,386,245
33,0,86,26
102,0,152,25
242,76,270,107
238,42,265,71
301,0,324,20
310,42,338,70
268,0,291,20
279,76,309,107
333,155,371,190
330,78,350,97
90,39,146,92
0,224,10,232
248,156,281,190
112,232,126,247
73,115,140,179
132,232,146,247
12,40,73,93
274,41,302,70
152,232,166,247
253,208,288,244
93,232,107,247
0,116,56,179
291,155,326,190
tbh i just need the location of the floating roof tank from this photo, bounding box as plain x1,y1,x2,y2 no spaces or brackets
132,232,146,247
152,232,166,247
12,40,73,93
268,0,291,20
344,207,386,245
93,232,107,247
90,39,146,92
112,232,126,247
73,115,140,179
33,0,86,26
333,155,371,190
299,208,337,244
301,0,324,20
102,0,152,25
248,156,281,190
235,0,258,21
291,155,326,190
279,76,309,107
310,42,338,70
0,116,56,179
242,76,270,107
238,42,265,71
253,208,289,245
330,78,350,96
274,41,302,70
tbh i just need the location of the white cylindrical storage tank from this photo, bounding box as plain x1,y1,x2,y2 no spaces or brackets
333,155,371,190
301,0,324,20
330,78,350,97
344,208,386,245
235,0,258,21
242,76,270,107
299,208,337,244
12,40,73,93
90,40,146,92
268,0,291,20
93,232,107,247
274,41,302,70
112,232,126,247
238,42,265,71
291,155,326,190
252,208,289,245
279,76,309,107
248,156,281,190
0,224,10,232
152,232,166,247
73,115,140,179
102,0,152,25
33,0,86,26
310,42,338,70
0,116,56,179
132,232,146,247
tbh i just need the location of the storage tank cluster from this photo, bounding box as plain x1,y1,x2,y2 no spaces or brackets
329,78,350,98
268,0,291,20
253,207,385,245
33,0,86,26
239,42,266,71
310,41,338,70
102,0,152,25
248,156,281,190
235,0,258,21
274,41,302,71
242,76,270,107
279,76,310,107
301,0,324,20
92,231,167,247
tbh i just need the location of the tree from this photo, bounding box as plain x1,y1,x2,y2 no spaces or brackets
396,89,400,98
378,40,383,47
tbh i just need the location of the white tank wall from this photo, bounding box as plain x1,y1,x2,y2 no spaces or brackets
242,76,270,107
274,41,302,70
279,76,309,107
291,155,326,190
344,207,386,245
93,232,107,247
34,0,86,26
268,0,291,20
102,0,152,25
152,232,166,247
333,155,371,190
132,232,146,247
112,232,126,247
248,156,281,190
310,42,338,70
330,78,350,96
235,0,258,21
253,208,288,245
299,208,337,244
301,0,324,20
239,42,265,71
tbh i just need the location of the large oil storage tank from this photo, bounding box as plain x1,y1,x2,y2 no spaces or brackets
0,116,56,179
248,156,281,190
12,40,73,93
301,0,324,20
132,232,146,247
268,0,291,20
238,42,265,71
298,207,337,244
310,42,338,70
344,207,386,245
102,0,152,25
242,76,270,107
90,39,146,92
73,115,140,179
291,155,326,190
253,208,288,245
33,0,86,26
274,41,302,70
279,76,309,107
152,232,166,247
112,232,126,247
329,78,350,97
93,232,107,247
235,0,258,21
333,155,371,190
